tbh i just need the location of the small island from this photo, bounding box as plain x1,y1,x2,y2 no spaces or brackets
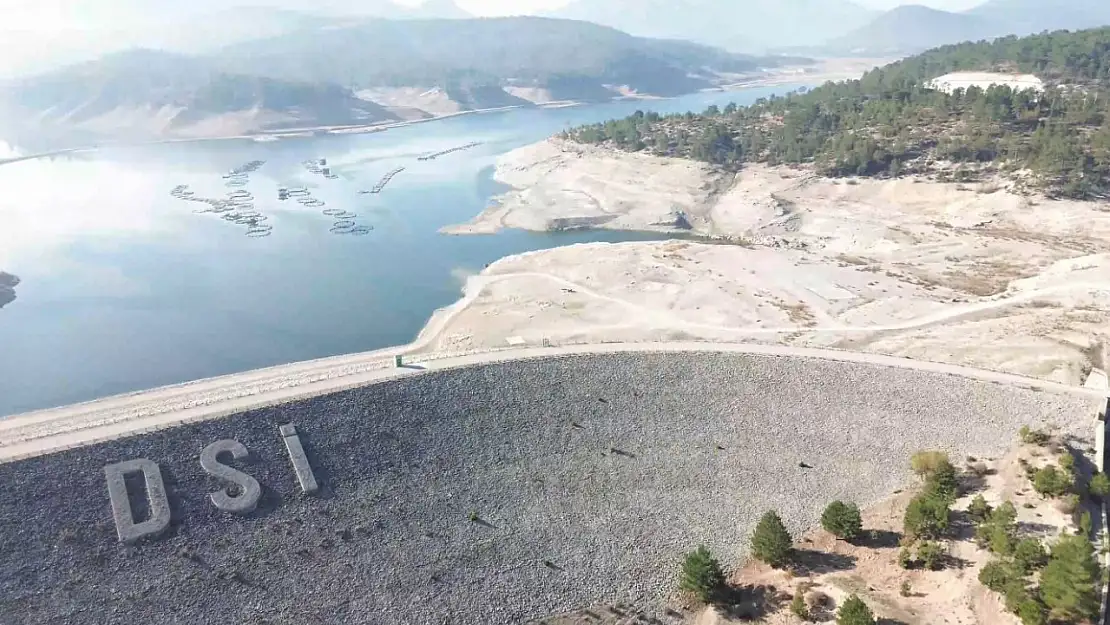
0,272,20,310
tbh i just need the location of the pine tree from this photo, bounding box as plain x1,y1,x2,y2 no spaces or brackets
904,493,950,540
679,545,724,602
821,501,863,540
836,594,875,625
751,511,793,568
1040,534,1100,622
926,461,959,501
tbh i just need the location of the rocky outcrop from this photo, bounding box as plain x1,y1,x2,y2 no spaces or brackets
0,272,18,309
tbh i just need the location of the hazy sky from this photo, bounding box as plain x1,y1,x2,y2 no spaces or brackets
3,0,990,32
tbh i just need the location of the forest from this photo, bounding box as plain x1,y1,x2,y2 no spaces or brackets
563,27,1110,198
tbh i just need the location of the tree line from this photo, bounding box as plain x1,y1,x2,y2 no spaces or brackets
562,27,1110,198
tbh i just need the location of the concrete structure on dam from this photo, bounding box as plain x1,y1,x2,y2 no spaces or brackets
0,346,1104,624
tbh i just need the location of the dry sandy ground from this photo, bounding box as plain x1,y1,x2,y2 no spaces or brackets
432,139,1110,385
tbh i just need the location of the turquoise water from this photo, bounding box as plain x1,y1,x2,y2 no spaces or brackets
0,86,805,415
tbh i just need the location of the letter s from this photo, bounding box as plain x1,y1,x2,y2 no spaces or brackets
200,440,261,515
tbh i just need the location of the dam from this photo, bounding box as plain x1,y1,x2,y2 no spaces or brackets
0,345,1101,624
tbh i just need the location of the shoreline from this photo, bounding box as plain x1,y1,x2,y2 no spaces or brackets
432,136,1110,385
0,65,867,167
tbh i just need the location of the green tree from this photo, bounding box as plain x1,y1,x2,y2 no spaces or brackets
1040,534,1100,622
926,460,959,501
751,511,794,568
1013,538,1048,574
1032,465,1073,498
979,559,1019,592
821,501,863,540
917,540,944,570
1089,471,1110,498
679,545,724,602
1016,600,1046,625
904,493,950,540
836,594,875,625
976,500,1017,555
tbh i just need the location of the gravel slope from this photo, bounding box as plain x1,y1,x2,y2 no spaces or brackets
0,352,1098,624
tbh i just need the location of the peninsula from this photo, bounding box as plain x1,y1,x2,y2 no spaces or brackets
436,27,1110,386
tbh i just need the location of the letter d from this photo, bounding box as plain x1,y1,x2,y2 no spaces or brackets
104,459,171,544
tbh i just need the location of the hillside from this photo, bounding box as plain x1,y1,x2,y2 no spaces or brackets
212,17,800,97
562,27,1110,198
548,0,876,51
0,49,398,142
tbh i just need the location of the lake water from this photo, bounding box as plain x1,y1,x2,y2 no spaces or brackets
0,85,805,416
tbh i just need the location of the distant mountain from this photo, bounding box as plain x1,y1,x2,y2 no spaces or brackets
134,2,472,54
0,17,814,144
0,50,397,143
548,0,876,51
968,0,1110,35
0,272,18,310
826,5,995,55
212,17,803,95
0,2,473,79
826,0,1110,56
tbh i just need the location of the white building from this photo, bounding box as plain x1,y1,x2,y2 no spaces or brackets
925,71,1044,94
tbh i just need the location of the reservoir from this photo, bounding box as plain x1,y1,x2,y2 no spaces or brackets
0,85,804,416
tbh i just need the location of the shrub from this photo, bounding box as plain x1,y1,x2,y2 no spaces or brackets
1041,534,1101,623
1020,425,1050,446
900,580,912,597
836,594,875,625
1079,510,1092,537
1002,577,1033,613
821,501,863,540
897,547,914,569
973,500,1016,556
967,494,992,522
791,585,811,620
1013,538,1048,574
1058,452,1075,473
917,540,944,570
911,450,951,478
904,493,950,540
989,500,1017,527
679,545,724,602
1016,600,1046,625
751,511,793,568
926,461,960,501
1089,472,1110,499
979,559,1019,592
1032,465,1072,498
988,524,1016,557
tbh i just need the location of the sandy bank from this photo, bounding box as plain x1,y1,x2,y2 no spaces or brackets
442,138,727,234
432,143,1110,384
